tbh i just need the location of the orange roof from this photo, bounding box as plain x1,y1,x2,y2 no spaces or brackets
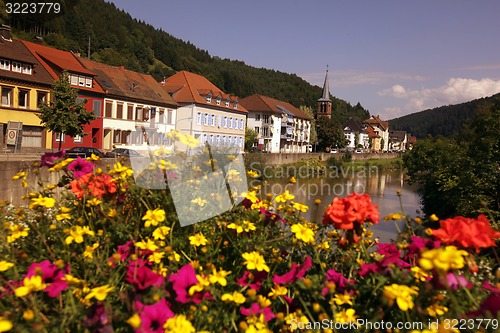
161,71,247,113
365,125,380,138
363,115,389,131
21,40,104,94
77,57,176,107
240,94,313,120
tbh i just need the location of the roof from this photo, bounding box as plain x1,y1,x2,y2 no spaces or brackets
342,118,366,133
239,94,312,120
389,130,407,141
21,40,104,94
161,70,246,113
318,68,331,102
362,115,389,131
0,39,53,86
365,126,380,138
77,57,177,107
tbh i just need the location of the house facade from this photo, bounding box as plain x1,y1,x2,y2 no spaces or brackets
389,130,408,152
77,57,177,151
240,94,312,153
22,40,105,150
0,29,54,151
161,71,247,151
342,118,369,150
363,115,390,152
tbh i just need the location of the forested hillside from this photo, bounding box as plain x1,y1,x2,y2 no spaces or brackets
389,93,500,139
0,0,369,122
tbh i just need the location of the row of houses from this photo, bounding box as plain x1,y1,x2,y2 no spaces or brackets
0,26,313,154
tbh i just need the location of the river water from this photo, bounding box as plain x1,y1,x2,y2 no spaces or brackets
253,168,421,243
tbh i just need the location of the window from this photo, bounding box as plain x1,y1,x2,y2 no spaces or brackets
70,75,78,86
113,130,121,143
85,77,92,88
55,133,64,142
0,59,10,70
216,98,221,106
12,62,21,73
212,115,216,126
208,114,213,126
105,101,112,118
239,119,244,130
93,100,102,118
22,64,32,75
78,76,85,86
233,118,237,129
234,102,238,109
204,113,209,126
74,135,82,143
1,86,12,106
135,107,143,121
254,127,259,134
228,117,232,129
158,111,165,124
255,114,261,121
196,112,202,125
221,116,226,127
18,90,29,108
127,104,133,120
263,115,269,124
167,110,173,124
37,91,47,107
116,103,123,119
206,96,211,103
225,101,229,107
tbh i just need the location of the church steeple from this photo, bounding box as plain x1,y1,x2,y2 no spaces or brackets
317,66,332,119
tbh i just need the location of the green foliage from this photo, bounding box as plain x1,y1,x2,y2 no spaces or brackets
390,93,500,139
316,117,345,152
244,128,258,151
38,71,95,149
404,101,500,218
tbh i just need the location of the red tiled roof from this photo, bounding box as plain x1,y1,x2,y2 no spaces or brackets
239,94,313,120
21,40,104,94
365,126,380,138
77,57,176,107
363,115,389,131
161,71,247,113
0,39,53,86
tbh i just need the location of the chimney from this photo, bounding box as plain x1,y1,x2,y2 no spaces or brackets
74,52,81,57
0,25,12,41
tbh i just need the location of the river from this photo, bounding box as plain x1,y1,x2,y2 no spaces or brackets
252,168,421,243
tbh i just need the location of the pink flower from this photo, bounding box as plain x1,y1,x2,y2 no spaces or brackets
126,259,165,290
26,260,68,297
67,157,95,178
323,269,354,296
273,256,312,284
240,302,276,322
40,150,65,167
135,299,174,333
237,270,268,291
169,264,198,303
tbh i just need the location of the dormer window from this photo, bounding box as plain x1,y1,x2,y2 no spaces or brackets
216,98,221,106
12,62,21,73
225,100,229,107
206,96,211,103
22,64,32,74
234,102,238,109
0,59,10,70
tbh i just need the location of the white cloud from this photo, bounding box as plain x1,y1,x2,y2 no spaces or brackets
379,77,500,117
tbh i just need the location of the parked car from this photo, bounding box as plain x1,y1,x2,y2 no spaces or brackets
104,148,142,158
354,148,363,154
65,147,104,158
330,148,338,153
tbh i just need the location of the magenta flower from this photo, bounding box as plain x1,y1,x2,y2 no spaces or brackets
126,259,165,290
40,150,66,167
470,293,500,317
169,264,199,303
237,270,268,291
273,256,312,284
67,157,94,178
240,302,276,322
26,260,68,297
135,298,174,333
323,269,354,296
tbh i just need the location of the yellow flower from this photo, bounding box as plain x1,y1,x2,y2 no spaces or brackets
429,214,439,222
142,208,166,228
85,197,102,207
7,224,30,243
164,314,196,333
12,171,27,180
84,284,114,301
209,268,231,286
411,266,430,282
419,246,468,276
332,292,354,306
242,251,270,272
63,274,85,286
0,317,12,332
148,251,165,264
384,213,403,220
29,195,56,209
275,190,295,203
126,314,141,329
426,303,448,317
111,162,133,179
55,212,72,221
22,309,35,321
191,197,207,207
107,208,117,218
243,190,259,204
189,233,207,247
15,275,46,297
227,220,256,234
83,243,100,260
268,284,288,298
290,224,315,244
383,284,419,311
289,176,297,183
65,226,95,245
334,308,358,325
135,238,159,252
152,226,171,240
188,274,210,295
0,261,14,272
247,170,259,178
292,202,309,213
221,291,246,304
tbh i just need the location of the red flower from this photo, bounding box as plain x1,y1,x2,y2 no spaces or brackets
70,173,117,199
322,193,379,230
432,214,500,252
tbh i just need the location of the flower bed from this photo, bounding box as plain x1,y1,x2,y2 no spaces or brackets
1,146,500,332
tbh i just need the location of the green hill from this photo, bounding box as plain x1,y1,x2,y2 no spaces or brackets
0,0,368,122
389,93,500,139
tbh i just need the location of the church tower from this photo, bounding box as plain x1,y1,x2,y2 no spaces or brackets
317,67,332,119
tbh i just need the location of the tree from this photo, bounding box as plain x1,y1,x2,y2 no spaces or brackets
244,128,258,151
38,71,95,150
316,117,345,152
300,105,317,144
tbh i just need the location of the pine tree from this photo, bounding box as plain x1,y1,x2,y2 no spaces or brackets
38,71,95,150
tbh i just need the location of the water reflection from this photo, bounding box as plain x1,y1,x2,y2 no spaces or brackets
259,169,421,243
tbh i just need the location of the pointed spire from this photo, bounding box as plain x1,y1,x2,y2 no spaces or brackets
319,65,331,102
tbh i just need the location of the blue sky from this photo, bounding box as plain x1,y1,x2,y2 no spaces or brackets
108,0,500,119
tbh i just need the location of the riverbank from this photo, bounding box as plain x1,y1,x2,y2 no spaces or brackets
247,152,401,165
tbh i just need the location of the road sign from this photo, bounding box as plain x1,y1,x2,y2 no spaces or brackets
6,129,17,145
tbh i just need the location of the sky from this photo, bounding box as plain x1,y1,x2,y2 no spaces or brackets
107,0,500,120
